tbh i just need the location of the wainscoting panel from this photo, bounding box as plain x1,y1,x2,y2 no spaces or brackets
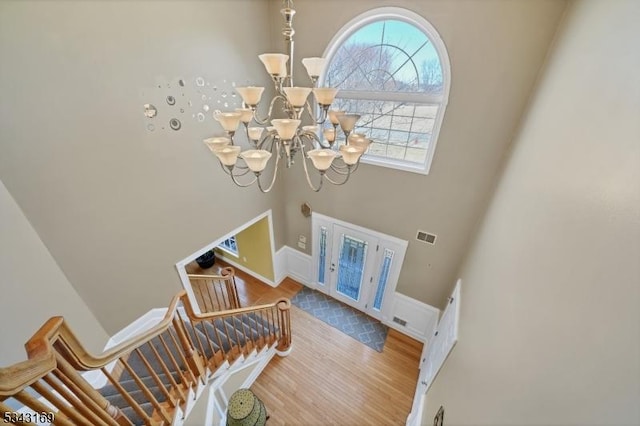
283,246,313,286
274,246,288,285
385,292,440,343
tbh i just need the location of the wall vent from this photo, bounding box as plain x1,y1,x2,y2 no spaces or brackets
392,316,407,326
416,230,437,245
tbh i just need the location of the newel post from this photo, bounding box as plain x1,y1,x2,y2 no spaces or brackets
276,299,292,355
172,317,206,384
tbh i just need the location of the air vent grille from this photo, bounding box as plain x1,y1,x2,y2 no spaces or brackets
416,230,437,245
392,316,407,326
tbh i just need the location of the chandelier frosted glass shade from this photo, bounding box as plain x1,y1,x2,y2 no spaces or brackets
214,146,241,166
259,53,289,76
307,149,338,171
247,127,265,141
339,145,364,165
282,87,312,108
203,136,231,153
271,119,301,140
236,87,265,106
236,108,254,124
328,110,345,125
313,88,339,106
338,114,360,133
348,133,372,152
323,128,336,143
240,150,272,172
302,57,327,79
214,112,242,132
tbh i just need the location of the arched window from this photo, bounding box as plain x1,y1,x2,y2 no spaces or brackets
322,8,450,174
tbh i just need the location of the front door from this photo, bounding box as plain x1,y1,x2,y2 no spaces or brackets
328,224,379,312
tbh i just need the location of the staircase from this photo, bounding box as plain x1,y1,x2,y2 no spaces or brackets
0,268,291,425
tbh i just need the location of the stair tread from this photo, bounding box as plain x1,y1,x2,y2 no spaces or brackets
97,309,278,426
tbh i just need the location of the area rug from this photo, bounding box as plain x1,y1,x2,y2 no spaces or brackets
291,286,389,352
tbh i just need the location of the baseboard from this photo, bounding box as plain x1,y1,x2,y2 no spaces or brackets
279,246,438,343
216,254,277,288
384,292,440,343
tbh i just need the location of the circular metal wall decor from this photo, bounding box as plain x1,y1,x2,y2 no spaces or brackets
169,118,181,131
143,104,157,118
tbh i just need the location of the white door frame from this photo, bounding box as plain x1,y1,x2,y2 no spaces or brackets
311,212,408,321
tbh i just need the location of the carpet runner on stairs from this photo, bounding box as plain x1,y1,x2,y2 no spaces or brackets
98,314,274,425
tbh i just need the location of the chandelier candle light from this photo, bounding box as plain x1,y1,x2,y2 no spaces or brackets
204,0,370,192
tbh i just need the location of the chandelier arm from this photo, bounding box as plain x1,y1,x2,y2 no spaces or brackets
299,142,324,192
304,100,328,125
329,160,360,175
229,169,258,187
257,132,278,150
243,123,258,148
215,158,250,175
255,142,281,193
218,153,250,172
300,131,331,150
252,95,287,126
324,166,353,185
232,162,253,176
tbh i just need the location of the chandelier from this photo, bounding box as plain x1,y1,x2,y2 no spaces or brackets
203,0,371,193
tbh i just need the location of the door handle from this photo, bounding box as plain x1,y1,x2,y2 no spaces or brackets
330,263,335,272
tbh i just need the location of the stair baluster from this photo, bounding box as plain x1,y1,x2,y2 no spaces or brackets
1,270,292,426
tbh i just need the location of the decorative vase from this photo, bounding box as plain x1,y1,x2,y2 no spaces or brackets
226,388,267,426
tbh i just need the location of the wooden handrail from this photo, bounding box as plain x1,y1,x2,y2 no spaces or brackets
182,295,291,322
1,290,291,396
58,291,186,371
0,269,292,425
0,317,61,395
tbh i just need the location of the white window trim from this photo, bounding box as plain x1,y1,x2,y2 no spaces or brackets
320,7,451,175
218,236,239,257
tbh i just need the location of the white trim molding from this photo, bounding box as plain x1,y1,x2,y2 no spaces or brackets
274,246,288,285
175,210,277,311
320,6,451,175
385,292,440,343
282,246,313,286
215,253,277,288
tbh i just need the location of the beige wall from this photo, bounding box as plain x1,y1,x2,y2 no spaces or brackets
424,0,640,424
215,216,275,281
0,179,110,365
272,0,567,308
0,1,285,334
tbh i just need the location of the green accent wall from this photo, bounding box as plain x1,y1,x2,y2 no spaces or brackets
216,216,274,281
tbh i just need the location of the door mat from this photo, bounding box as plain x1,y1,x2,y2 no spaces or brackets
291,286,389,352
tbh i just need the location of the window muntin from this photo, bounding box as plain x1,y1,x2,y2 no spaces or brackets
373,248,395,311
322,9,449,174
326,20,443,95
218,236,238,256
317,226,328,285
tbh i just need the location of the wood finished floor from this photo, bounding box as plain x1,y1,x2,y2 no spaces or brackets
188,260,423,425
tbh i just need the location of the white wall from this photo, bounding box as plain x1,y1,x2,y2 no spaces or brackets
0,0,285,334
0,179,109,365
424,0,640,424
